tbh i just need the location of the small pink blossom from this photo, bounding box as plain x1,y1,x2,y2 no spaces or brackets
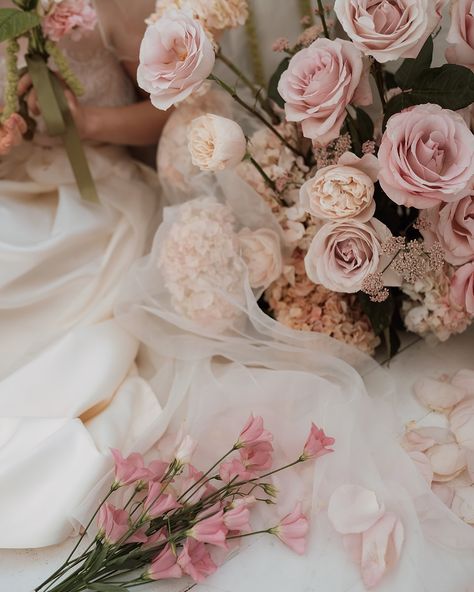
301,423,335,460
0,114,27,155
42,0,97,43
145,483,181,518
177,539,217,583
147,544,182,581
189,508,228,548
97,504,146,545
236,414,273,448
240,441,273,472
223,503,252,533
219,458,255,482
145,460,169,483
110,449,149,487
273,503,309,555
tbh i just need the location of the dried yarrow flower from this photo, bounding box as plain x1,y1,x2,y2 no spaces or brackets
272,37,290,52
381,236,405,256
362,140,376,155
427,241,445,272
361,273,390,303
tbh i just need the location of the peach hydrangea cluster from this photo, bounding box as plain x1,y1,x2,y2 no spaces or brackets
402,369,474,526
36,416,335,592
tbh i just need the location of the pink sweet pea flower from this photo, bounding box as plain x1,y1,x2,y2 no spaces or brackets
219,458,255,483
301,423,335,461
240,440,273,472
273,503,309,555
145,482,181,519
236,414,273,449
188,507,228,548
223,504,252,533
146,544,182,581
97,504,147,545
177,539,217,583
110,449,149,488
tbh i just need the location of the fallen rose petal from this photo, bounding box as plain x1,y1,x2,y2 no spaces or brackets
451,369,474,397
450,400,474,451
432,483,455,508
414,377,466,413
451,486,474,524
426,443,467,481
408,451,433,485
328,484,385,534
401,427,453,452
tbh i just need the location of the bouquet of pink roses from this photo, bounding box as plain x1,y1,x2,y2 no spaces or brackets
139,0,474,356
35,415,334,592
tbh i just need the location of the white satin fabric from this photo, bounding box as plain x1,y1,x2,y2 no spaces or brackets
0,140,164,549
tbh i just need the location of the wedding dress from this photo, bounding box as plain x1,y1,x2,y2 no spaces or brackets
0,0,164,549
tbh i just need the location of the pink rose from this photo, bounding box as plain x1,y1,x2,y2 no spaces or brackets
450,261,474,315
304,218,391,293
138,10,215,110
277,38,372,144
379,104,474,209
421,194,474,265
446,0,474,71
334,0,440,63
41,0,97,43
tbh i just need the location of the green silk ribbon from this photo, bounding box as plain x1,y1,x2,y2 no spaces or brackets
25,54,99,203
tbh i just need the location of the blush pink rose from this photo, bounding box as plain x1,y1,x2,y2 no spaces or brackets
304,218,392,293
450,261,474,315
379,104,474,209
446,0,474,71
138,9,215,110
41,0,97,43
420,194,474,265
277,38,372,144
334,0,439,63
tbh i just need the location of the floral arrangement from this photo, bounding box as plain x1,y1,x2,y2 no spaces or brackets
140,0,474,356
35,415,334,592
0,0,97,200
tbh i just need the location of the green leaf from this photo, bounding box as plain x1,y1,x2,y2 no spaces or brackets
267,57,289,109
383,326,401,360
382,92,419,130
0,8,40,43
357,292,395,336
395,36,433,90
410,64,474,110
83,544,109,576
355,107,374,144
89,584,129,592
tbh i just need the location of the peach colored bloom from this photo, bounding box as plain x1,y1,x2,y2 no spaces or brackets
278,38,372,144
301,423,335,460
238,228,283,290
138,10,215,110
177,539,217,582
41,0,97,42
111,449,149,487
147,544,183,580
0,114,27,156
273,503,309,555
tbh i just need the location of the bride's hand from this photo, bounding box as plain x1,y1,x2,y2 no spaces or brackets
18,72,89,139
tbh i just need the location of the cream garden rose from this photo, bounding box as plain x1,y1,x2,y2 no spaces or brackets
299,152,379,223
238,228,283,289
188,114,247,172
334,0,440,63
150,0,248,30
138,9,215,110
304,218,392,293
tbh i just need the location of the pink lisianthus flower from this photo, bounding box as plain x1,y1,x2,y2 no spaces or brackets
110,449,149,488
97,504,147,546
236,414,273,449
301,423,335,460
0,113,27,155
146,544,183,581
177,539,217,583
272,503,309,555
145,460,169,483
188,507,228,548
219,458,255,483
223,498,253,533
41,0,97,43
240,440,273,473
175,464,205,503
175,435,197,466
144,483,181,519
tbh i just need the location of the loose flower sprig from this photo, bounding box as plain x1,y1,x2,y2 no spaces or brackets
35,416,335,592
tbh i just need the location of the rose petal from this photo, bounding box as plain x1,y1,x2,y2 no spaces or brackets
328,484,385,534
414,377,466,413
451,369,474,397
432,483,455,507
451,486,474,524
408,451,433,485
426,443,467,480
450,399,474,451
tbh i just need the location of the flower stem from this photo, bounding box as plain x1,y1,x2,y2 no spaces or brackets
209,74,305,159
227,528,272,541
371,61,386,108
248,155,284,206
316,0,330,38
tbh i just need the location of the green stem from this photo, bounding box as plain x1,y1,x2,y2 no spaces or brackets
316,0,330,38
210,74,304,158
298,0,315,25
179,447,235,504
249,156,284,206
371,61,386,108
227,528,273,541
